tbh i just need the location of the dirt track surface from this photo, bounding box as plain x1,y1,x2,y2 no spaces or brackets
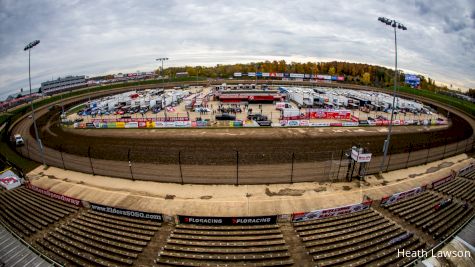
11,81,475,184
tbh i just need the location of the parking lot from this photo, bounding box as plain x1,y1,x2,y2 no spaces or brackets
66,86,445,127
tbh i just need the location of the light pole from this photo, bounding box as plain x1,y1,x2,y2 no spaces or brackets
156,57,169,88
24,40,46,166
378,17,407,173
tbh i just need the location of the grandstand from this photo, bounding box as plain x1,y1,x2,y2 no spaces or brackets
383,191,474,240
35,209,161,266
156,223,294,266
293,208,425,266
0,160,474,267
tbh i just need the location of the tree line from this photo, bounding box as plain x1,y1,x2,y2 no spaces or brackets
161,60,454,92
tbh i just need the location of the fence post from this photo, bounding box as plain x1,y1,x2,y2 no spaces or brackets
235,150,239,186
127,148,134,180
442,138,448,159
26,139,30,159
87,146,95,175
290,152,295,184
178,151,183,185
405,144,412,169
385,146,392,173
336,150,344,181
59,145,66,170
425,137,432,165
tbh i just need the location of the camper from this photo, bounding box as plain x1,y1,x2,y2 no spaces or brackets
275,102,292,110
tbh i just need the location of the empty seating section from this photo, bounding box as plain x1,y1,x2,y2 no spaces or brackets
35,209,161,266
0,186,78,238
384,191,474,240
156,223,294,266
434,177,475,202
460,169,475,180
293,208,424,266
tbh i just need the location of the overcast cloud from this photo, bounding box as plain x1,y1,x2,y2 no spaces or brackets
1,0,474,99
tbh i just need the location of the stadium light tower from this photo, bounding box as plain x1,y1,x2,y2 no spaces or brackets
377,17,407,173
24,40,46,166
156,57,169,87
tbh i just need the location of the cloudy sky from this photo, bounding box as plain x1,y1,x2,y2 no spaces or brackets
0,0,474,100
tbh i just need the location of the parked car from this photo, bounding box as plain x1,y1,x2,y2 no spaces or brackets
194,107,211,112
13,134,24,146
215,113,236,120
247,114,268,121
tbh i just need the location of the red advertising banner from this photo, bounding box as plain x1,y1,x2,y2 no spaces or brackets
292,200,373,222
380,185,427,206
26,183,82,206
431,172,456,188
307,109,351,120
92,117,189,123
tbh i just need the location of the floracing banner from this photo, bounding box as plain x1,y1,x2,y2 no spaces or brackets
90,203,163,221
380,185,427,206
26,183,82,206
292,201,373,222
178,215,277,225
431,172,456,188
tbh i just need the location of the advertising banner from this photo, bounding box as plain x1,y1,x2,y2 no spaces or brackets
26,183,82,206
380,185,427,206
178,215,277,225
299,120,309,126
194,120,210,127
233,72,242,77
432,173,455,188
342,122,359,127
351,149,372,163
405,74,421,88
116,122,125,128
280,120,300,127
292,200,373,222
86,123,95,128
276,73,284,77
90,203,162,221
337,76,345,81
309,122,331,127
262,72,270,77
174,121,192,127
125,122,138,128
307,109,351,120
248,72,256,77
290,73,305,78
244,120,259,127
0,170,21,190
154,121,166,128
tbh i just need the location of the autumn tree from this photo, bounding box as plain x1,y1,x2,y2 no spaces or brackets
362,72,371,85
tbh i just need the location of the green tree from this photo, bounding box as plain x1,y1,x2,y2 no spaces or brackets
328,67,336,76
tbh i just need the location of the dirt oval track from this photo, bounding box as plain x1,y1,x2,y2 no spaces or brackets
11,81,475,184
